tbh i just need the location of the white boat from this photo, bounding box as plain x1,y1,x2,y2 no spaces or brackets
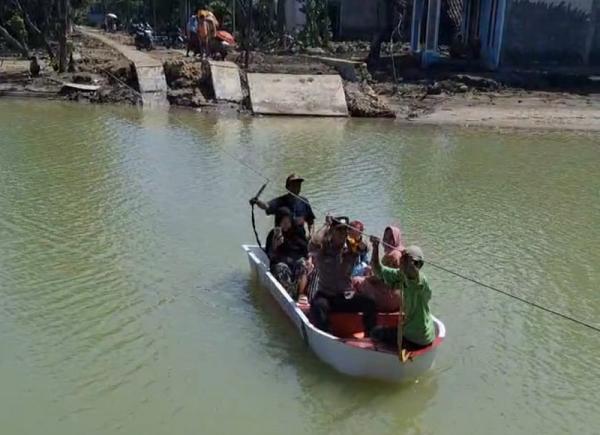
243,245,446,382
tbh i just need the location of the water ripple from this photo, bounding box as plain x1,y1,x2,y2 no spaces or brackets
0,101,598,435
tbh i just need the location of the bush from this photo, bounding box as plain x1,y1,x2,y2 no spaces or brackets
207,0,231,25
298,0,330,47
7,14,27,45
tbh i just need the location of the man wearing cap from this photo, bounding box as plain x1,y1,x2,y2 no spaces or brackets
369,237,435,350
309,219,377,336
251,174,316,237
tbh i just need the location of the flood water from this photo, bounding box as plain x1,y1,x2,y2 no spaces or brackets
0,100,598,435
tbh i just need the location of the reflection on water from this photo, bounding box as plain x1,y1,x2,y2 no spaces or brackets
0,100,598,435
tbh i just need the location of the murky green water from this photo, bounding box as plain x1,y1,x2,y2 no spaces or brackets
0,100,598,435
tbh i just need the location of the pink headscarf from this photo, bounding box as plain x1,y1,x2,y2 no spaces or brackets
382,226,404,268
352,225,405,313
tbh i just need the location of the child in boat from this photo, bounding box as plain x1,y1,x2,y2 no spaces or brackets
347,220,369,276
265,207,309,300
369,237,435,350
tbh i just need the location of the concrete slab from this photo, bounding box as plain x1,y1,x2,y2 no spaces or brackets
303,56,368,82
61,82,101,92
136,65,168,93
0,59,30,74
247,73,348,117
208,60,243,102
77,27,167,107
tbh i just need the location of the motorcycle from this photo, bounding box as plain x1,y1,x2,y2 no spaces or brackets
134,24,154,51
165,27,185,50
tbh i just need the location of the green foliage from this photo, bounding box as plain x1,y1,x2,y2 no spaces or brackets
7,13,27,44
90,0,144,23
298,0,330,47
254,0,276,39
71,0,98,24
207,0,232,28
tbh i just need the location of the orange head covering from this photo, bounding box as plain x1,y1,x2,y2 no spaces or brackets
347,220,364,253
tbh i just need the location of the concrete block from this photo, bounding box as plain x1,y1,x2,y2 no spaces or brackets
208,60,243,102
136,66,168,93
247,73,348,116
77,26,168,107
303,56,370,82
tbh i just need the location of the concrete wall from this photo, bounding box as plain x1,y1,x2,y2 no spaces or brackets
284,0,306,32
87,13,104,26
501,0,599,66
283,0,387,40
588,0,600,65
336,0,388,39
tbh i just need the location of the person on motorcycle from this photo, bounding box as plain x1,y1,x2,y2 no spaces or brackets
134,23,154,51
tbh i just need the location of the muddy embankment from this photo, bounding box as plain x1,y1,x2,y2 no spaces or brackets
1,32,398,118
0,33,142,104
3,32,599,128
160,51,397,117
242,52,396,117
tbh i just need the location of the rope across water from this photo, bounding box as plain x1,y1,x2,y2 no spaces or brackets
170,115,600,334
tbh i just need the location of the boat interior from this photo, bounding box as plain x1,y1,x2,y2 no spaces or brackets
296,301,442,356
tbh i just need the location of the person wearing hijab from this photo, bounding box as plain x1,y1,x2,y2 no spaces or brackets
354,226,405,312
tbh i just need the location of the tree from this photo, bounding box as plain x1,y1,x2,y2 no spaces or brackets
0,22,30,56
299,0,329,47
276,0,285,34
57,0,70,72
13,0,56,61
367,0,406,64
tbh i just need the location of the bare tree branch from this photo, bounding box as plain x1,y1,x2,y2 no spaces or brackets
13,0,55,60
0,23,31,57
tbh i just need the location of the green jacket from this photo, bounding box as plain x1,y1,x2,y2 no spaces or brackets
374,265,435,345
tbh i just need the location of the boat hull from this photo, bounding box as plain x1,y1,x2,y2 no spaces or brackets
243,245,445,382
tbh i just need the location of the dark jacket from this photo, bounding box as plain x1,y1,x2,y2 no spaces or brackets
265,226,308,265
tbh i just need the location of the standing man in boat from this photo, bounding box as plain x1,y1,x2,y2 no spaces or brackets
369,237,435,350
250,174,316,238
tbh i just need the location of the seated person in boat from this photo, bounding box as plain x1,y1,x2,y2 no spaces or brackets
369,237,435,350
251,174,315,237
347,220,370,277
353,226,404,312
265,207,309,300
309,218,377,336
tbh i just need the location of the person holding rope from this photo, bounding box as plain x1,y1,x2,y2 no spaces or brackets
369,236,435,350
250,174,315,238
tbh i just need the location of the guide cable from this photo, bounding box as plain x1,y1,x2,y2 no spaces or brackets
171,114,600,334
